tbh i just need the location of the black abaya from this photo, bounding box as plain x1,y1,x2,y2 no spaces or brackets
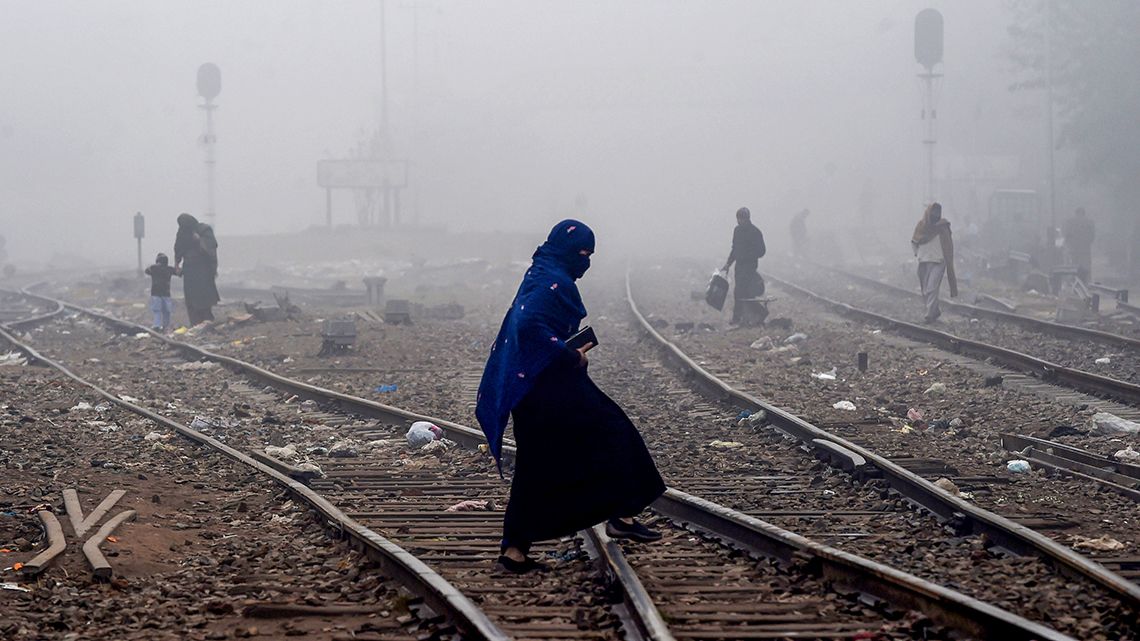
502,349,665,549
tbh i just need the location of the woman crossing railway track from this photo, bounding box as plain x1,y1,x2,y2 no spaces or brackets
477,219,666,573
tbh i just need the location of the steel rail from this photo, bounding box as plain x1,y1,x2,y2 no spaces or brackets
764,272,1140,407
0,322,509,641
626,268,1140,613
0,285,65,331
14,286,512,460
583,525,675,641
19,285,1090,640
1001,433,1140,502
820,264,1140,351
653,489,1073,641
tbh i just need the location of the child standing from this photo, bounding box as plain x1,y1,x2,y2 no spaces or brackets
144,253,179,331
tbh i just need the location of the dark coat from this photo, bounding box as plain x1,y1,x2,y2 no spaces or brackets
175,218,220,311
727,221,766,268
502,351,666,546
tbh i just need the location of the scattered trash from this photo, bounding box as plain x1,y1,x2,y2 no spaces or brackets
832,400,857,411
906,408,925,423
264,445,299,460
94,401,112,412
0,352,27,367
1048,424,1083,438
1092,412,1140,435
305,446,329,455
299,399,318,411
1071,534,1126,552
328,441,359,458
445,499,492,512
708,440,745,449
1,583,31,592
70,402,94,411
406,421,443,448
1114,446,1140,463
94,422,119,433
811,367,837,381
282,356,294,364
738,409,767,426
784,332,808,344
269,515,293,526
922,382,947,396
478,444,490,454
544,549,584,562
134,332,150,339
173,327,189,335
1094,357,1112,365
143,431,169,442
420,439,452,454
174,361,218,371
933,477,960,496
1006,460,1031,474
749,336,774,351
928,419,951,430
949,418,964,429
189,416,215,431
374,384,398,393
295,462,323,476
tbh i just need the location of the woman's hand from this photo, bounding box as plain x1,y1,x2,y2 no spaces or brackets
576,342,595,367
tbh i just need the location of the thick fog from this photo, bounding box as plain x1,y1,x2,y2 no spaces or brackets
0,1,1107,269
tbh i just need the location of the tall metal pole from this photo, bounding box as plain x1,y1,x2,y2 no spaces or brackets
410,2,420,225
380,0,389,135
1046,0,1057,232
379,0,390,228
919,70,939,203
203,100,217,231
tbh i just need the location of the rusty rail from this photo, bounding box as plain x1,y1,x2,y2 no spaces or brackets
10,283,1092,640
821,264,1140,351
626,268,1140,613
765,272,1140,407
0,319,509,641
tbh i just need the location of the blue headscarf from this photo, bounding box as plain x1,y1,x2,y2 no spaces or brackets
476,219,596,468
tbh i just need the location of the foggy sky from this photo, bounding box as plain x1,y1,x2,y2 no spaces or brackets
0,1,1048,267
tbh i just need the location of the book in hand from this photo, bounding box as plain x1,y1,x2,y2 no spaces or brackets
566,325,598,350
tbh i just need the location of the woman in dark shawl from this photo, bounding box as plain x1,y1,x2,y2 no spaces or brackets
174,213,220,325
476,219,666,573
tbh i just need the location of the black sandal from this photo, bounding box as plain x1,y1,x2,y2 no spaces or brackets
606,518,663,543
495,554,549,574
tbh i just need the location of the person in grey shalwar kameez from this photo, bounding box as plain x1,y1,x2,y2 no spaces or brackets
911,202,957,323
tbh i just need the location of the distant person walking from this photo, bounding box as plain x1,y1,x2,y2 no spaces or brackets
476,219,665,574
722,207,766,324
174,213,220,325
1063,207,1095,282
790,209,810,257
144,252,180,332
911,202,957,323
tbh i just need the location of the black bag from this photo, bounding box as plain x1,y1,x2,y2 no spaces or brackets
705,271,729,311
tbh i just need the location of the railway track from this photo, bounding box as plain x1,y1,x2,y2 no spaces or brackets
759,267,1140,409
624,269,1140,639
823,263,1140,351
0,285,1083,639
